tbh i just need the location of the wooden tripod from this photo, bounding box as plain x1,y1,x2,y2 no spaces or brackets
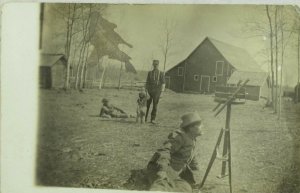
198,79,249,193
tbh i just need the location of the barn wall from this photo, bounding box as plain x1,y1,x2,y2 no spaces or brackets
245,85,260,101
52,60,66,88
165,62,185,92
183,38,234,93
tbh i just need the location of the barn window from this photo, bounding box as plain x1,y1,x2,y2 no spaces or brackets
178,67,184,76
212,76,217,82
194,75,199,81
215,61,224,76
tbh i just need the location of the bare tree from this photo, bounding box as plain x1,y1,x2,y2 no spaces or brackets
274,6,279,113
266,5,275,109
277,6,294,119
74,4,93,90
294,5,300,103
160,18,177,73
52,4,81,89
99,57,108,89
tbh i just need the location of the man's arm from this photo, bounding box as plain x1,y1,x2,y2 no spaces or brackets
189,157,199,171
100,106,112,115
113,106,125,113
156,133,183,171
145,71,150,91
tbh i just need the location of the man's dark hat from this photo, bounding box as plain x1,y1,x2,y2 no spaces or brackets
153,60,159,65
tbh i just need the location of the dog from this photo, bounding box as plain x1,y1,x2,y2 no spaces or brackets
136,91,147,123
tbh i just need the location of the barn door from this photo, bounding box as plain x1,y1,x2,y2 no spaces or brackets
200,75,210,93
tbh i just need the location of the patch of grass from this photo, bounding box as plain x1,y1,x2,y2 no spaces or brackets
36,89,296,193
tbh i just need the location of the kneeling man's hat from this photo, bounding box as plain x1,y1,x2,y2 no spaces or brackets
180,112,202,129
102,98,109,103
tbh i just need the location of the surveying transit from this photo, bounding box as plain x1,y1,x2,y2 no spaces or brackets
197,79,250,193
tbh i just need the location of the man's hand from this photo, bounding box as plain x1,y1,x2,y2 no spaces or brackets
191,170,202,185
160,92,164,99
157,170,175,187
157,171,168,179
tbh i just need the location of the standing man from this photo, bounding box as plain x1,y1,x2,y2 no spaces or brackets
145,60,165,124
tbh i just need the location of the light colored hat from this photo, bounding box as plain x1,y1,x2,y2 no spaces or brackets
153,60,159,65
180,112,202,129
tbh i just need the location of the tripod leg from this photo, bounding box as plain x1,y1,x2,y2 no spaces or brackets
219,103,232,178
228,127,233,193
199,129,224,188
220,129,228,177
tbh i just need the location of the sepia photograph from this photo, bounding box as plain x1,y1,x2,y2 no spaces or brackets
27,2,300,193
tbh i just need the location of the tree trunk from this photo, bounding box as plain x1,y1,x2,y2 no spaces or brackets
75,63,81,89
163,37,169,74
274,6,278,113
118,62,123,90
297,32,300,103
99,61,107,90
75,41,86,89
64,4,77,89
103,67,108,88
266,5,275,109
163,52,167,74
79,42,89,89
278,16,284,119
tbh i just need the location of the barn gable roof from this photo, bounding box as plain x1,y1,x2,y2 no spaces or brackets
227,71,269,86
40,53,67,67
166,37,263,73
208,37,263,72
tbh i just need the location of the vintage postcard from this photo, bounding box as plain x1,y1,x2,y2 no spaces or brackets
1,1,300,193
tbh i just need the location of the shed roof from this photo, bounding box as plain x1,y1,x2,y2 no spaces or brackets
40,53,67,67
227,71,269,86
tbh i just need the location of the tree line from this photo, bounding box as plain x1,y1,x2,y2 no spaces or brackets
41,4,136,90
243,5,300,117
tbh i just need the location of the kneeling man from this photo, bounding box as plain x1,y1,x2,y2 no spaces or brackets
146,112,203,192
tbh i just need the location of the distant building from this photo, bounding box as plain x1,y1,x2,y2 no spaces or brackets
227,71,270,101
165,37,264,94
39,53,67,89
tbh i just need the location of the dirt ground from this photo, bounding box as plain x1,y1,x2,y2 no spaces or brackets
36,88,299,193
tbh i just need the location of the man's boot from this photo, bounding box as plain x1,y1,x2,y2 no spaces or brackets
150,118,157,124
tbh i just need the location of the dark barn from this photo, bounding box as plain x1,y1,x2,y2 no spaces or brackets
227,71,270,101
40,53,67,89
165,37,263,93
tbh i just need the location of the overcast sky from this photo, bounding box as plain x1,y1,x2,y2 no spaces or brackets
102,4,298,86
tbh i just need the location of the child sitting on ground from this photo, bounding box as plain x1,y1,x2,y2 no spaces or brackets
100,98,134,118
136,91,147,123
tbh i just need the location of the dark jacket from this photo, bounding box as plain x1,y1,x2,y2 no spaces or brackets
147,129,198,185
146,69,165,92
